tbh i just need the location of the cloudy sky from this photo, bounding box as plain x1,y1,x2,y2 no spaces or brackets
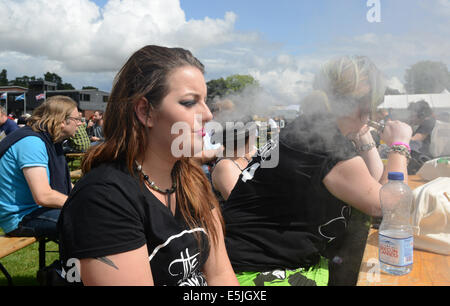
1,0,449,104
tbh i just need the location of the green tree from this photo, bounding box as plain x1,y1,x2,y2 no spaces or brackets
206,77,228,101
10,75,36,88
225,74,259,93
59,83,75,90
207,74,259,101
405,61,450,94
44,72,75,90
44,72,62,84
0,69,8,86
385,87,402,95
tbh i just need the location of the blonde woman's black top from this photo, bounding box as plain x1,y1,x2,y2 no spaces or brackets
223,115,358,272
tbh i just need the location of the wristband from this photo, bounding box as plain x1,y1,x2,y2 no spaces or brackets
391,142,411,152
388,145,411,163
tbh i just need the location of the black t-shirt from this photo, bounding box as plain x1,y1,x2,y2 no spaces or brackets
58,161,210,286
223,115,358,272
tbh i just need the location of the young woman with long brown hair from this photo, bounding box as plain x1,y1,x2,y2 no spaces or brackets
57,45,239,286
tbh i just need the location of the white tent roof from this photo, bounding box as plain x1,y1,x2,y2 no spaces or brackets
379,93,450,109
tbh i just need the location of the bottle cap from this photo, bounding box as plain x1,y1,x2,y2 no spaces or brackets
388,172,404,181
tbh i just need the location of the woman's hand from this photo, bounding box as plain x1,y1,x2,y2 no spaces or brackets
380,120,412,146
347,124,383,181
347,124,373,147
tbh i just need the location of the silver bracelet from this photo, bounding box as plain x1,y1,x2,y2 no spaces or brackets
388,145,411,163
356,142,376,153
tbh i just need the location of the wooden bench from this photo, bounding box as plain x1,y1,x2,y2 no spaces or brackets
0,235,48,286
65,153,85,168
65,153,85,160
70,169,82,181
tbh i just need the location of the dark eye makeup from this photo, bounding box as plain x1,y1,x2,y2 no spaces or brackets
179,100,197,107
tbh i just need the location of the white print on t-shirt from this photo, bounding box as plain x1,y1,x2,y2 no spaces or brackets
169,248,200,278
318,206,350,242
170,248,207,286
240,139,279,182
241,162,261,182
148,228,207,261
148,228,208,286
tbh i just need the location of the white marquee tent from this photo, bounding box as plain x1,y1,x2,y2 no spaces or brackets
379,90,450,111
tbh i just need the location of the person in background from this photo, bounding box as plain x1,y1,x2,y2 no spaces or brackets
57,45,239,286
222,56,412,286
211,119,257,207
0,106,19,137
65,111,90,153
0,96,81,240
407,100,436,174
407,100,436,156
17,113,32,128
375,108,390,125
87,110,104,146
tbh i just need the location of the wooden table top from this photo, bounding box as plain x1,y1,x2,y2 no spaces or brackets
357,174,450,286
407,174,429,190
65,153,85,158
357,229,450,286
70,169,82,180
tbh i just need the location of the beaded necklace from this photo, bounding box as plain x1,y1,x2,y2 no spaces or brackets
135,161,177,212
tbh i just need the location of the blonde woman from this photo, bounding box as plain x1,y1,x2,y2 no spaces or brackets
222,56,412,286
0,96,82,240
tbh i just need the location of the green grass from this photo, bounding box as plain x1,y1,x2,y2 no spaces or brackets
0,157,82,286
68,158,82,172
0,229,60,286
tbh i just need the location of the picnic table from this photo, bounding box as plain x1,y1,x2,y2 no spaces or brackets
65,152,85,169
357,175,450,286
70,169,82,180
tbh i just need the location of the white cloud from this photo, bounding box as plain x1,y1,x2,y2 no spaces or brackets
0,0,247,88
386,77,405,93
1,0,449,104
435,0,450,15
325,29,450,95
250,68,315,104
245,54,321,104
0,0,319,101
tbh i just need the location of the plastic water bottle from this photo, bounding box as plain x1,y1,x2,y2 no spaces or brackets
379,172,414,275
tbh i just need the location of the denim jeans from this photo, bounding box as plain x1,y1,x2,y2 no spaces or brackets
6,207,61,241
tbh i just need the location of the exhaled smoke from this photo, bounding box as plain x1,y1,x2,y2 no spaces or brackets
212,85,292,124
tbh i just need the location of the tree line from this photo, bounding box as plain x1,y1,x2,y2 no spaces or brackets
207,61,450,98
1,59,448,96
0,69,98,91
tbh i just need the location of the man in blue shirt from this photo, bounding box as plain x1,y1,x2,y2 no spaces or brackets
0,106,19,137
0,96,82,240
